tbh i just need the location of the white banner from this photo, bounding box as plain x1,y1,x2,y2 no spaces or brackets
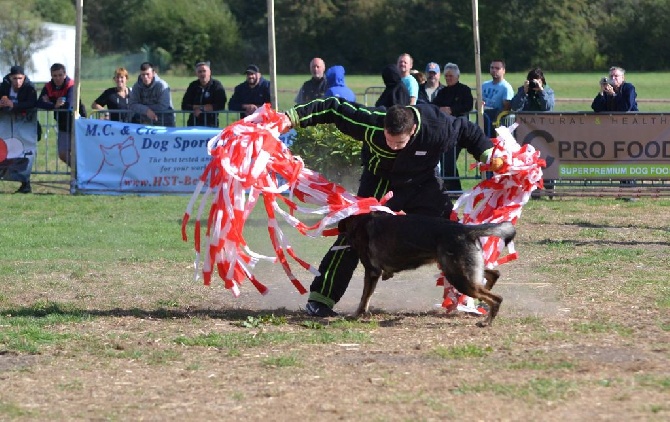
0,111,38,183
74,119,221,194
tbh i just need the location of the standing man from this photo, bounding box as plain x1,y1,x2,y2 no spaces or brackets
481,59,514,136
181,61,227,127
0,65,38,193
228,64,272,118
295,57,326,104
284,99,504,317
591,66,638,112
418,62,444,104
128,62,175,127
36,63,87,166
397,53,419,105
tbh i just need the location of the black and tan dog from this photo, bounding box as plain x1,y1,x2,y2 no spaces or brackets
338,212,516,326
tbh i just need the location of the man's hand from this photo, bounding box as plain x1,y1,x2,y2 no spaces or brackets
489,157,505,172
146,109,158,122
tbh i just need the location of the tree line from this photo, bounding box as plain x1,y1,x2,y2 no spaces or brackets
6,0,670,75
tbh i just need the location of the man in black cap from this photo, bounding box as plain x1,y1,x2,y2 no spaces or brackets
0,65,38,193
228,64,272,118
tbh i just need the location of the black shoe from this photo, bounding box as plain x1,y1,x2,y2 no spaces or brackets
305,301,338,317
15,182,31,194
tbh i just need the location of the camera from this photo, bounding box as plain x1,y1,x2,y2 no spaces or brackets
528,79,539,89
600,77,613,85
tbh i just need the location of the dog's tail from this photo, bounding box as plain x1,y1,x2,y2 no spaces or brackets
465,221,516,245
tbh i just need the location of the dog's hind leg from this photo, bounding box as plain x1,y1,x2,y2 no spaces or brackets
484,269,501,290
354,268,381,318
443,270,503,327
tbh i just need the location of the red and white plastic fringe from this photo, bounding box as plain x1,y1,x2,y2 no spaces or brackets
182,104,395,297
438,123,546,314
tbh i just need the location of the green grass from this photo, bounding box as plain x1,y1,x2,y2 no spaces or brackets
432,344,493,359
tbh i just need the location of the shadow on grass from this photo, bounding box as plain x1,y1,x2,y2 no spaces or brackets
0,302,447,325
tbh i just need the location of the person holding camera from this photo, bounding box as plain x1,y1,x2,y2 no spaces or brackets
591,66,638,112
511,67,555,112
511,67,555,199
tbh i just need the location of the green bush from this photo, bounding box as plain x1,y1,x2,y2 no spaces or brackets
289,125,362,191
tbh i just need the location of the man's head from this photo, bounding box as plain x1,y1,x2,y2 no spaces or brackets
489,59,506,81
425,62,440,86
8,65,25,90
245,64,261,87
50,63,66,87
396,53,413,77
113,67,129,87
310,58,325,79
139,62,156,87
383,106,416,150
608,66,625,89
195,61,212,86
443,62,461,87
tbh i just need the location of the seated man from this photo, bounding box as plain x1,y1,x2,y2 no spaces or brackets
181,61,227,127
228,64,271,119
128,62,175,126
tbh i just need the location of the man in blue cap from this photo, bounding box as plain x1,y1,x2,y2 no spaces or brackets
418,62,445,104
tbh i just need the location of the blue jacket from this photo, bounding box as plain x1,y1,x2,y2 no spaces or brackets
591,82,638,112
324,66,356,102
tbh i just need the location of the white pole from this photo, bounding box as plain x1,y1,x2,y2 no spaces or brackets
471,0,484,132
71,0,83,192
267,0,278,110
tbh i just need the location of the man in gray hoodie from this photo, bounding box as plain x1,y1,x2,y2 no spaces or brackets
129,62,175,126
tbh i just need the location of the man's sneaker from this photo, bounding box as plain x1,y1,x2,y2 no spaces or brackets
15,182,31,194
305,301,338,317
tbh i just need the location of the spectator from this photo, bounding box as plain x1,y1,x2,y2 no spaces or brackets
482,59,514,135
91,67,133,122
591,66,638,112
228,64,272,119
181,61,227,127
374,64,410,108
128,62,174,127
0,65,38,193
397,53,419,105
323,65,356,102
433,62,475,193
511,67,555,112
418,62,444,104
511,67,556,198
284,99,502,317
36,63,87,166
433,63,474,118
295,57,327,104
410,69,426,87
592,66,639,199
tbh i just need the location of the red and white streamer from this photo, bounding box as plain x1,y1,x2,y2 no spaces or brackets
438,123,546,313
182,104,395,297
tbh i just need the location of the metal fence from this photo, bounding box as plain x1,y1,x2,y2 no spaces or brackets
10,107,668,198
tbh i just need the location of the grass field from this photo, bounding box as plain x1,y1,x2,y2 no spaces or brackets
73,71,670,115
0,190,668,420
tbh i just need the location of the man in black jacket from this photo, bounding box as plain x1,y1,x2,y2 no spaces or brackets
228,64,271,119
181,61,227,127
284,97,503,317
0,65,38,193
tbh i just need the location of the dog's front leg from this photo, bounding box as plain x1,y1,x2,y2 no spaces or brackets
354,268,381,317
